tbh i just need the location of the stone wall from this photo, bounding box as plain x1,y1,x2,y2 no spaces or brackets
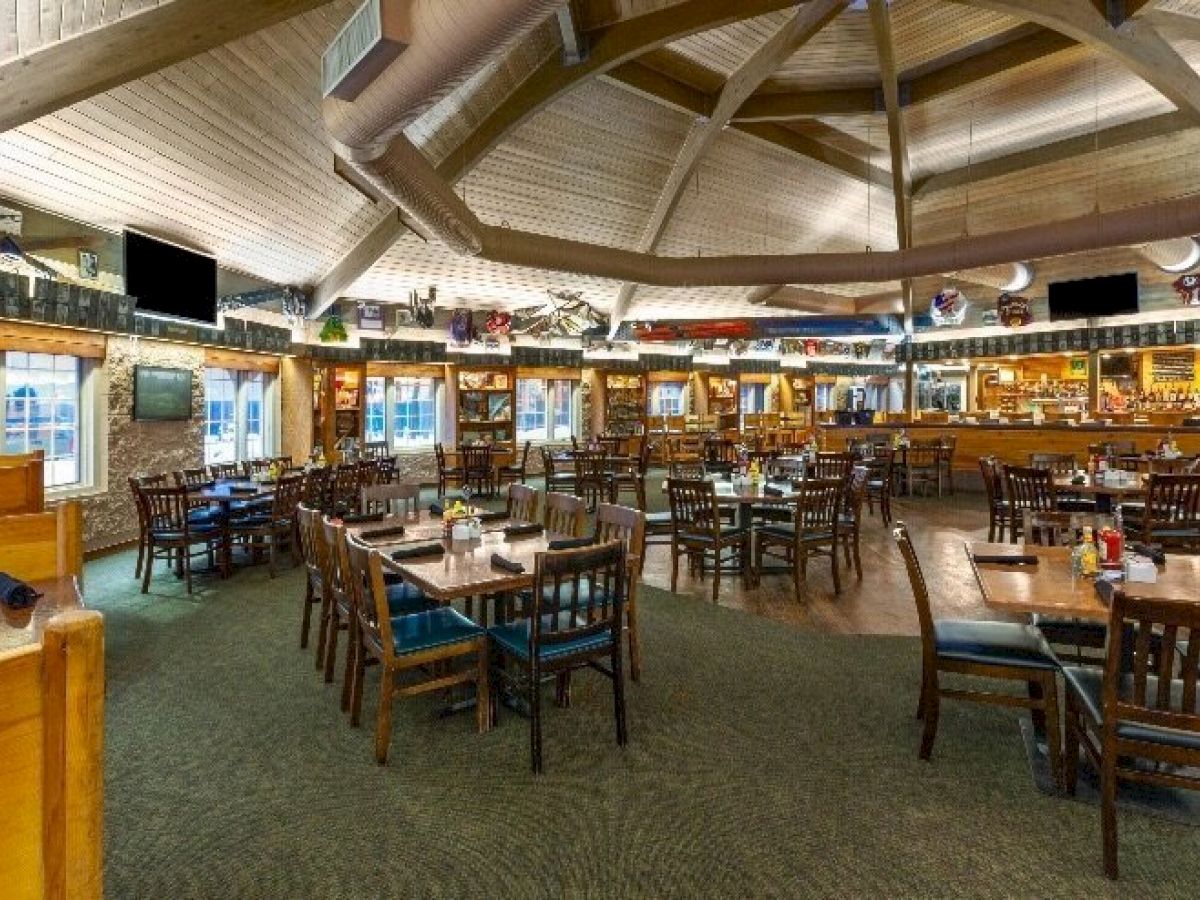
84,337,204,552
280,356,313,465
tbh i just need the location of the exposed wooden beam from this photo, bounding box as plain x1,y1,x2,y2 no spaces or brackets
954,0,1200,126
0,0,330,133
612,0,850,325
733,88,879,122
313,0,798,315
603,62,891,185
311,210,414,317
868,0,911,251
912,110,1194,197
1145,9,1200,44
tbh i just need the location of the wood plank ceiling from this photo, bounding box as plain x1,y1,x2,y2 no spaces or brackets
2,0,1200,321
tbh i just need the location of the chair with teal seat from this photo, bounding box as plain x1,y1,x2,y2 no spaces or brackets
1063,589,1200,879
140,483,223,595
488,540,629,774
755,477,843,599
893,522,1063,786
343,534,489,763
229,473,305,577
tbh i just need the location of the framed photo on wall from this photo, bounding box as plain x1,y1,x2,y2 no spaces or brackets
78,250,99,280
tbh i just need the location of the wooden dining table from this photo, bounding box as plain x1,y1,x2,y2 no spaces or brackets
966,541,1200,622
0,576,83,654
190,479,276,576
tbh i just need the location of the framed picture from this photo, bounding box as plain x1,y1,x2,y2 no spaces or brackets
78,250,99,280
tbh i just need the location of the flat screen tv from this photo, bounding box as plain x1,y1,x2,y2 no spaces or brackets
134,366,193,421
1047,272,1138,322
124,229,218,323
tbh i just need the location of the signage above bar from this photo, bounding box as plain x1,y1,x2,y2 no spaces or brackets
899,319,1200,362
616,315,906,342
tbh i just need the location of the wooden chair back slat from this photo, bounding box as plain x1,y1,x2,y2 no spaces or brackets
1030,453,1077,476
666,478,719,539
532,540,626,651
507,483,539,524
1004,465,1057,513
891,522,937,658
361,482,420,518
544,492,586,537
792,478,843,537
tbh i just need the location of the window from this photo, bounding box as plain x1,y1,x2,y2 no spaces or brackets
204,367,276,464
647,381,685,417
740,383,767,414
364,376,440,448
516,378,577,442
4,352,81,487
364,376,386,442
393,377,436,447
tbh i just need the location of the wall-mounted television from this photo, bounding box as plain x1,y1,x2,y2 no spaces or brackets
1047,272,1138,322
133,366,193,421
124,229,218,324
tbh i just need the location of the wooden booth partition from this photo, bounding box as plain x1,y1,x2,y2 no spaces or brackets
0,450,46,516
0,499,101,899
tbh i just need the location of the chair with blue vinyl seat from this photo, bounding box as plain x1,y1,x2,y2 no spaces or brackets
343,534,488,763
755,477,843,600
129,473,168,580
295,504,328,657
1063,590,1200,879
321,517,436,707
488,539,628,773
668,477,752,602
893,522,1064,786
140,484,223,595
228,473,304,578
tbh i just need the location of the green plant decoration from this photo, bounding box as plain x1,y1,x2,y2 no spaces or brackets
319,314,348,343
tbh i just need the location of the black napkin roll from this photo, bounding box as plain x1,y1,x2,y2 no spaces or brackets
503,522,544,537
478,509,508,522
0,572,41,609
1129,542,1166,565
359,525,407,541
763,485,784,497
491,553,525,574
429,502,444,516
972,553,1038,566
341,512,385,524
391,543,444,561
548,537,595,551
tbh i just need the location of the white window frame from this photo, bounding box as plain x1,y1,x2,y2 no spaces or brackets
364,375,442,452
515,377,578,444
2,350,100,496
204,367,278,464
647,381,686,417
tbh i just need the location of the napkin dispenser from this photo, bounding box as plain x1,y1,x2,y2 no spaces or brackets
1124,556,1157,584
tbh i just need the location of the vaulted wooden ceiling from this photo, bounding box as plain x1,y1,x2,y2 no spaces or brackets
3,0,1200,322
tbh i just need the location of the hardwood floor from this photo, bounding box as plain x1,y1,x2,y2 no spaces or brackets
641,491,1002,637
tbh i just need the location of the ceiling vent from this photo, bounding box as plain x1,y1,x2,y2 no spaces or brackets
323,0,413,101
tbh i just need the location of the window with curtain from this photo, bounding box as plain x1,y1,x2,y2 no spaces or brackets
4,351,81,487
647,381,685,417
740,383,767,414
516,378,577,442
204,367,275,464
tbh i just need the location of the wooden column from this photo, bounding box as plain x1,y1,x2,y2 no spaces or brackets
1087,349,1101,415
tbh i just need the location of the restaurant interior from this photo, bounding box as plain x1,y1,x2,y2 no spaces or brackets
4,0,1200,897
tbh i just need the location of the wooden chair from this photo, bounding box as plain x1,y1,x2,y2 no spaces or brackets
1063,590,1200,879
139,484,223,594
487,540,628,773
330,463,362,516
435,443,465,497
573,449,612,511
497,440,531,489
938,434,957,494
242,458,272,477
375,455,398,484
611,439,651,510
360,481,420,518
839,467,868,582
979,457,1013,543
544,491,586,538
540,446,576,495
904,445,942,497
208,462,240,480
864,448,895,525
1031,452,1095,512
229,473,305,577
1003,465,1058,542
461,444,495,497
1128,473,1200,551
811,451,853,482
173,467,210,488
301,466,332,514
295,505,327,655
667,478,752,603
893,522,1063,786
362,441,390,460
507,483,539,524
755,478,843,599
594,503,647,681
0,449,44,515
344,534,488,764
129,474,167,579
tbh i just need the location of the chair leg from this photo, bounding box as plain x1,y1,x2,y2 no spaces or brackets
853,532,863,580
530,666,543,775
670,541,679,593
134,536,146,579
475,643,490,734
350,641,366,728
267,534,278,578
919,675,940,760
341,618,357,712
626,595,642,682
710,551,720,603
916,675,928,720
184,545,194,595
613,643,628,747
830,544,840,595
374,670,394,765
987,516,997,543
1101,752,1119,879
141,544,155,594
1041,672,1063,790
314,595,331,670
300,580,314,649
324,612,340,684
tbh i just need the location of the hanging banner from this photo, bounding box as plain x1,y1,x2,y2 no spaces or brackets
997,293,1033,327
619,315,905,342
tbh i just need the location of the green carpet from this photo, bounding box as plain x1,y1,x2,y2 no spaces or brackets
87,548,1196,899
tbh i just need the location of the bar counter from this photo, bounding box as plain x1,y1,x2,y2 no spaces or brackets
815,421,1200,471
